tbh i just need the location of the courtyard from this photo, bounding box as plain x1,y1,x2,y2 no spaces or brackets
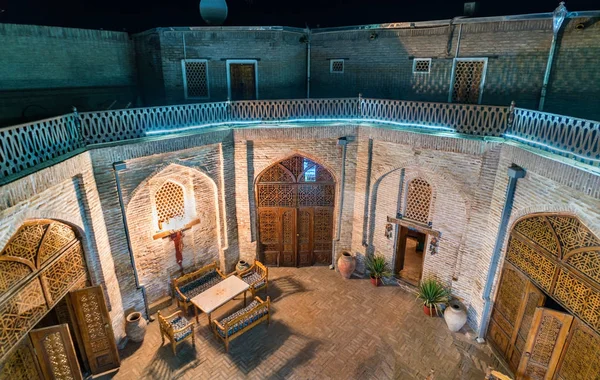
106,267,500,380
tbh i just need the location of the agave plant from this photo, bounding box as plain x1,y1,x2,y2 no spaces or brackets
415,278,449,316
366,254,391,279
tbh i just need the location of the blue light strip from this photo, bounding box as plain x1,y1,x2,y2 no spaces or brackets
504,133,600,163
144,117,455,136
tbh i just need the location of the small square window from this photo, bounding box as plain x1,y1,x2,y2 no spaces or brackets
182,59,209,99
330,59,344,74
413,58,431,74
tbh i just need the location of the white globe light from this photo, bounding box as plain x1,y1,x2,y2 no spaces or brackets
199,0,228,26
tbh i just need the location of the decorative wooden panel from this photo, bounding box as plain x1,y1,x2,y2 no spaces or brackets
257,155,335,267
506,236,556,292
514,216,560,257
155,181,185,228
403,178,432,224
0,261,32,293
40,243,86,306
547,215,600,254
30,324,82,380
69,286,119,375
517,308,573,380
553,270,600,331
565,250,600,284
0,338,41,380
37,223,77,267
555,320,600,380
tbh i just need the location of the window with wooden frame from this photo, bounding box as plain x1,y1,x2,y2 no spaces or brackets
155,181,186,230
413,58,431,74
449,58,488,104
330,59,345,74
403,178,432,224
182,59,209,99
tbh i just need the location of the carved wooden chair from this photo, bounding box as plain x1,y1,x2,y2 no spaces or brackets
237,260,268,298
484,367,512,380
157,310,195,355
211,296,270,352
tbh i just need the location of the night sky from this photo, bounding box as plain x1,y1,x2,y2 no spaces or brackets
0,0,598,33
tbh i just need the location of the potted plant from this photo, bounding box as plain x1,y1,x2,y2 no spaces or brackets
366,254,391,287
415,278,449,317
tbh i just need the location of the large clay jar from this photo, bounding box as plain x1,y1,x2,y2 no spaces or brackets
337,252,356,279
236,260,251,274
444,301,467,332
126,312,147,343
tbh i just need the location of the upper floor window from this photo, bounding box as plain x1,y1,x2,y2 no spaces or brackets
450,58,487,104
155,181,186,230
182,59,209,99
330,59,345,74
404,178,432,224
413,58,431,74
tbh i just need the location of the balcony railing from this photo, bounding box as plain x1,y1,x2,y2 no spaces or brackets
1,97,598,185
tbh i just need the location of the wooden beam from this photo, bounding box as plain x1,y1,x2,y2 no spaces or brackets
152,218,201,240
386,216,441,238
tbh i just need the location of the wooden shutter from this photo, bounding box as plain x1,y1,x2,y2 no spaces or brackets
517,307,573,379
29,324,82,380
68,286,119,374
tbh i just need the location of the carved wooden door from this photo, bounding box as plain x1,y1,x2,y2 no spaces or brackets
516,307,573,380
280,208,297,267
297,208,313,266
313,207,334,264
68,286,119,375
229,63,256,100
29,324,82,380
554,319,600,380
258,208,280,266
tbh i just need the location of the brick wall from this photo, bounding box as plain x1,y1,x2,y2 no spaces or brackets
0,23,138,126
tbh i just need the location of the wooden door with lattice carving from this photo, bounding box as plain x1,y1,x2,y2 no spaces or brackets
229,63,256,100
516,307,573,380
256,155,335,267
68,286,119,375
29,324,82,380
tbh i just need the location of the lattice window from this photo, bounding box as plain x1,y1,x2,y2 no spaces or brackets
182,59,209,99
330,59,344,74
413,58,431,74
451,59,487,104
155,181,185,230
403,178,432,224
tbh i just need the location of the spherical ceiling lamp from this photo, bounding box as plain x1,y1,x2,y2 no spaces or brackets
199,0,228,26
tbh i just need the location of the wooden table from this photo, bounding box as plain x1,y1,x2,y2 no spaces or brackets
190,275,250,324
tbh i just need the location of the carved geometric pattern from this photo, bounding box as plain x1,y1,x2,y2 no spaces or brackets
404,178,432,224
413,59,431,74
282,210,293,245
525,315,562,379
258,165,293,183
547,216,600,255
0,339,40,380
495,267,526,326
0,261,32,293
557,323,600,380
518,291,544,343
40,243,86,306
80,292,108,346
183,60,209,99
257,184,296,207
314,208,333,252
43,331,75,380
37,223,76,266
1,224,47,266
566,250,600,285
300,164,334,183
506,237,556,292
155,181,185,229
298,184,335,207
279,156,305,179
452,60,485,104
258,210,278,247
553,270,600,331
514,216,560,257
0,279,48,358
298,211,310,245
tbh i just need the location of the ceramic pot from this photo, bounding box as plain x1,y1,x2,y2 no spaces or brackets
236,260,251,274
370,276,382,287
337,252,356,279
126,312,147,343
444,301,467,332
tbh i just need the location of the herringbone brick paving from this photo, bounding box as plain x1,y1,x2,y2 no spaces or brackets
104,267,500,379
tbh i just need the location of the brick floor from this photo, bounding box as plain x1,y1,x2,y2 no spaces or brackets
103,267,502,380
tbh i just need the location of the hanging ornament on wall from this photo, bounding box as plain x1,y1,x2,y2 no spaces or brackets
200,0,228,26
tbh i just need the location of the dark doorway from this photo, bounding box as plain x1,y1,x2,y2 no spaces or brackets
394,226,426,286
228,61,257,100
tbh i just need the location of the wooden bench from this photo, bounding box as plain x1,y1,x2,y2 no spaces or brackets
173,261,226,314
211,296,270,352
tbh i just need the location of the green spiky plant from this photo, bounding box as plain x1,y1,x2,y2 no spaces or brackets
366,254,391,279
415,278,450,316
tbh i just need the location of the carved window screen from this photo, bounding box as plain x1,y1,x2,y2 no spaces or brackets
155,181,185,229
330,59,344,74
182,59,209,99
450,59,487,104
413,58,431,74
403,178,432,224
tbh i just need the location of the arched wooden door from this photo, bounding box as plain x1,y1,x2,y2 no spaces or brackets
256,155,335,267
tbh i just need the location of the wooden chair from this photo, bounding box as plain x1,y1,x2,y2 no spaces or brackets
485,366,512,380
173,261,227,314
212,296,270,352
237,261,268,298
157,310,195,355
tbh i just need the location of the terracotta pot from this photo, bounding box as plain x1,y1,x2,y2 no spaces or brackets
337,252,356,279
444,301,467,332
236,260,250,274
370,276,382,287
126,312,147,343
423,304,436,316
